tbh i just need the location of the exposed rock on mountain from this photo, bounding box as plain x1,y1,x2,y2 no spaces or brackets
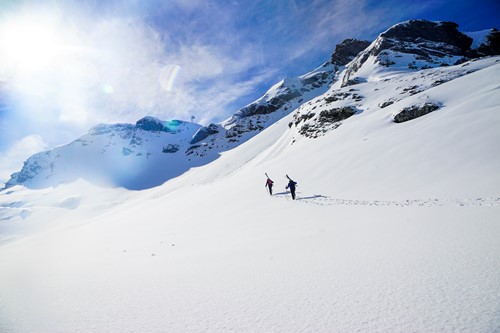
378,20,472,56
291,106,357,138
190,124,220,144
393,102,441,123
162,144,180,153
331,39,371,67
342,20,479,86
222,65,336,137
220,38,370,142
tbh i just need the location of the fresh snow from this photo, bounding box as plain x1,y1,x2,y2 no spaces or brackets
0,54,500,332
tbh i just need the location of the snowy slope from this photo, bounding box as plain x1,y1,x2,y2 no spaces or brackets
1,55,499,333
1,21,500,333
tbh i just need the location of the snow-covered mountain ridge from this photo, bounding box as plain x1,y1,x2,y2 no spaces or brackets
3,20,499,191
3,39,369,190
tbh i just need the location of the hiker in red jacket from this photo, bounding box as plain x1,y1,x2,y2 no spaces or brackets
265,176,274,195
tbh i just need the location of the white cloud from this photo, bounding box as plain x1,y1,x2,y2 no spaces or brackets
0,1,270,139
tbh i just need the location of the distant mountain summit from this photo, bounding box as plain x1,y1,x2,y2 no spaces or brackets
342,20,499,86
5,117,204,190
4,20,499,190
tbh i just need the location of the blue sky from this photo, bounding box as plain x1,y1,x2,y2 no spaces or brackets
0,0,499,182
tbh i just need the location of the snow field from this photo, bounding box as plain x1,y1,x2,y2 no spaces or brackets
0,57,499,332
1,180,499,332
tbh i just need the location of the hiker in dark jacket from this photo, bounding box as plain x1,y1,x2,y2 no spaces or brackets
285,175,297,200
265,177,274,195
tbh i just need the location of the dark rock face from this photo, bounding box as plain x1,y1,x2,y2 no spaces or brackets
190,124,219,144
379,100,395,108
393,102,440,123
293,106,357,138
226,120,264,138
378,20,472,56
235,89,302,119
343,77,365,87
317,107,357,123
301,71,332,88
185,145,201,156
162,144,180,153
136,117,166,132
331,39,371,67
222,65,336,143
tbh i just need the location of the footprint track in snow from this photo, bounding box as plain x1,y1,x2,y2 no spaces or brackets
275,193,500,207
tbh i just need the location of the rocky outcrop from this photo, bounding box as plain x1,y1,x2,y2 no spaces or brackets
162,144,180,153
331,39,371,67
292,106,357,138
233,89,302,119
221,62,337,142
190,124,220,144
377,20,472,56
136,116,166,132
393,102,440,123
317,107,357,123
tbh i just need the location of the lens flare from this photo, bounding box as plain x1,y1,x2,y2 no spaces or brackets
102,84,114,94
158,64,181,91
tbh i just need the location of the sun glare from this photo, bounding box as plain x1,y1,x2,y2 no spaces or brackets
0,14,65,71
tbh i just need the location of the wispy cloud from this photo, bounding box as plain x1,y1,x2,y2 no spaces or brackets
0,0,272,151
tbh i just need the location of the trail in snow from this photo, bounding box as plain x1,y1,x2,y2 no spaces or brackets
273,192,500,207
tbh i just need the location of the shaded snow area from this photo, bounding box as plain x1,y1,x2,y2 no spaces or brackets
465,29,491,49
1,55,500,332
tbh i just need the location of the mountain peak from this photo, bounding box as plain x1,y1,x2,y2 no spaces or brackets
330,38,371,67
379,20,472,55
340,19,486,86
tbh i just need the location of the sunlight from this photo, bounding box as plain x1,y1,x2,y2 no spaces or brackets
0,13,65,71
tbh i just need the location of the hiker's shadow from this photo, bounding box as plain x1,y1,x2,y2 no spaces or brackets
273,193,328,200
297,194,328,200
